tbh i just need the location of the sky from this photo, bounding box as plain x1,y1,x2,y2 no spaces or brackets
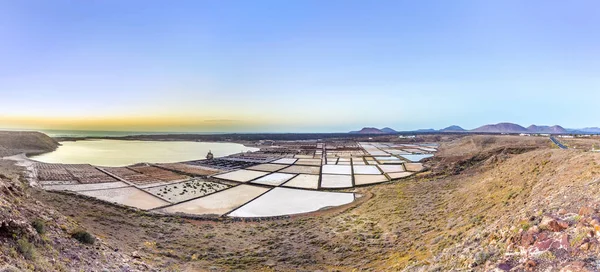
1,0,599,133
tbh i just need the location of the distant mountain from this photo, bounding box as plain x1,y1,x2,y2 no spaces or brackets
350,123,573,135
471,123,529,133
571,127,600,134
439,125,466,132
526,125,567,134
413,128,437,133
349,127,384,134
471,123,568,134
380,127,397,134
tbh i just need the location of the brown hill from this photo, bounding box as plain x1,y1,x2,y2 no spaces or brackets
0,160,149,271
0,131,59,157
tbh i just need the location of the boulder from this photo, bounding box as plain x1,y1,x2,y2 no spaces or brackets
560,261,592,272
540,215,568,232
579,206,596,217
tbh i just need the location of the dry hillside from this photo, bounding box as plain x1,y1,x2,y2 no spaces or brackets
0,131,59,157
2,133,600,271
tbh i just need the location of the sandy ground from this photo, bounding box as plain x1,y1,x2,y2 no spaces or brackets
3,153,38,186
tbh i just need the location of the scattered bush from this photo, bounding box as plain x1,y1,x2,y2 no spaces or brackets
17,238,36,260
71,229,95,245
31,219,45,234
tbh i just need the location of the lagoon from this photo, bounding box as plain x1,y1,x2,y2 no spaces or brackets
30,140,258,167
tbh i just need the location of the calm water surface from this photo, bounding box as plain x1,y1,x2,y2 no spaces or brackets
30,140,258,166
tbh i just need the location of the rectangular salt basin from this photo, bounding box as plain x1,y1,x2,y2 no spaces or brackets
403,149,426,154
353,165,381,175
295,159,322,166
387,172,414,179
320,174,353,188
354,175,388,185
374,156,402,161
144,179,229,203
385,150,412,155
352,158,366,165
272,158,297,165
279,165,321,175
282,174,319,189
378,165,405,173
367,151,388,156
326,158,338,164
294,155,314,159
213,169,268,182
43,182,130,192
401,154,434,162
228,187,355,218
246,163,288,172
79,187,169,210
159,185,270,216
404,163,425,172
251,173,296,186
322,165,352,175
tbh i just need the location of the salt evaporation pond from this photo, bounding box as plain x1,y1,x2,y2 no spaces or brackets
400,154,434,162
228,187,355,217
30,140,258,167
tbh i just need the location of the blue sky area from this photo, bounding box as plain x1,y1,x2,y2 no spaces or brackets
1,0,599,132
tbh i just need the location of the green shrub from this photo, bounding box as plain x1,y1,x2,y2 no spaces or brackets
17,238,36,260
31,219,45,234
71,230,95,245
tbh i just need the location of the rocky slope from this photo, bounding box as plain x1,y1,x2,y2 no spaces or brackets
422,148,600,271
0,131,150,271
0,160,151,271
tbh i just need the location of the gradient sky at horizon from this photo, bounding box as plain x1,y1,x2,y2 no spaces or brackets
1,0,599,133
